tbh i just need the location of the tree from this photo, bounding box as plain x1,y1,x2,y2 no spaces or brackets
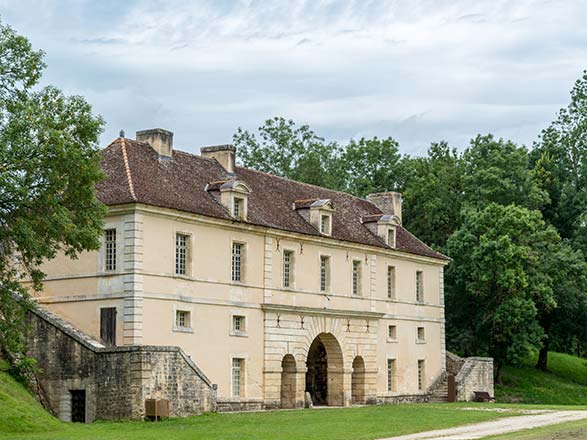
462,134,548,210
445,204,559,381
531,70,587,254
233,117,342,189
337,136,408,197
0,21,106,373
402,142,463,251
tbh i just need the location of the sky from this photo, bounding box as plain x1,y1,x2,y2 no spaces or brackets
1,0,586,156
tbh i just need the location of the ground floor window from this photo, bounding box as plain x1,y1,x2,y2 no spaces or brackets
232,358,244,398
387,359,396,392
418,359,425,391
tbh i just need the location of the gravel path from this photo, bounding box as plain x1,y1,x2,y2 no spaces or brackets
378,410,587,440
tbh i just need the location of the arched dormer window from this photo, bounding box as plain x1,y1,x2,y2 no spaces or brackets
378,214,400,248
293,198,335,236
219,180,252,221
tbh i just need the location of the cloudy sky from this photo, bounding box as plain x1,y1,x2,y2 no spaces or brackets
1,0,585,155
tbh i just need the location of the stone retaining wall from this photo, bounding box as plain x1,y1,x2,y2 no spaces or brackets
446,352,494,401
26,306,216,422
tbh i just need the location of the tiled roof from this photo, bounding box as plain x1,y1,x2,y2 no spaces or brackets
96,138,448,261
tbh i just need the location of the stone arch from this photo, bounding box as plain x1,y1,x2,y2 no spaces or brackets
351,356,366,404
305,332,345,406
280,354,297,409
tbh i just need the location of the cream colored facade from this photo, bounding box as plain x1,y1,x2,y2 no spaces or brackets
34,203,447,408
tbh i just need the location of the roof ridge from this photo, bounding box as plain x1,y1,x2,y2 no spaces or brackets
120,137,137,201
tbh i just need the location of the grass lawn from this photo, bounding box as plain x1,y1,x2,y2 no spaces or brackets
483,419,587,439
496,352,587,405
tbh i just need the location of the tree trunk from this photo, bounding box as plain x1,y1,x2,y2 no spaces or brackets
494,362,503,385
536,340,550,372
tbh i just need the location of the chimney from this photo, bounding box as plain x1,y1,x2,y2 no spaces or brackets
201,145,236,174
136,128,173,158
367,192,402,224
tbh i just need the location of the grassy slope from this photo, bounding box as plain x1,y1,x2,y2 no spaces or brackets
484,419,587,439
0,361,61,435
496,352,587,405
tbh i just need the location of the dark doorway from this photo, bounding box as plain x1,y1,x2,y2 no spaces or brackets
306,338,328,405
100,307,116,346
70,389,86,423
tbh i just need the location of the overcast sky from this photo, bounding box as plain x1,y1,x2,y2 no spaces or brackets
1,0,585,155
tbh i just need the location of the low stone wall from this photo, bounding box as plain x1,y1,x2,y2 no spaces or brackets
216,400,265,412
26,306,216,422
447,352,494,401
376,394,430,405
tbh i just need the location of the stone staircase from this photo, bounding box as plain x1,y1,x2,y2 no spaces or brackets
428,375,449,403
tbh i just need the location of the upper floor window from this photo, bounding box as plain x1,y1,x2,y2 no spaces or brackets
232,243,244,282
416,271,424,302
387,266,396,299
233,197,244,219
175,310,191,329
283,250,294,288
233,315,246,332
417,326,425,342
105,228,117,271
175,233,189,275
320,214,331,235
320,255,330,292
388,324,397,340
352,260,361,295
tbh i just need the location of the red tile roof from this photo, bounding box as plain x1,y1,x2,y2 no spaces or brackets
96,138,448,261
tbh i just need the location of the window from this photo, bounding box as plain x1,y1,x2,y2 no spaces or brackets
416,271,424,302
175,233,189,275
105,229,116,271
387,266,396,299
232,243,244,282
418,360,425,391
175,310,190,329
320,255,330,292
320,214,330,235
283,250,294,288
232,358,244,397
417,327,425,342
352,260,361,295
233,197,244,219
387,228,395,247
387,359,396,392
233,315,245,332
388,325,397,340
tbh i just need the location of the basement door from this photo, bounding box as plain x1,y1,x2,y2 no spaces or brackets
70,389,86,423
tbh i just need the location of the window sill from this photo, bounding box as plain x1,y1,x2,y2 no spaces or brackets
229,331,248,338
416,340,426,344
173,274,191,280
173,326,194,333
386,338,399,343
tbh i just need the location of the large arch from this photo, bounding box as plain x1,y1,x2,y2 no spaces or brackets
280,354,297,409
351,356,366,404
305,332,345,406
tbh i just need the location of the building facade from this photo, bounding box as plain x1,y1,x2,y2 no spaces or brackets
32,128,450,410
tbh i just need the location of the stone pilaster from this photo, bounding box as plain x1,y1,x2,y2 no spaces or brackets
439,266,446,371
263,236,273,303
123,211,144,345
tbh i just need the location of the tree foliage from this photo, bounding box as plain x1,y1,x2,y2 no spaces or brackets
0,21,106,373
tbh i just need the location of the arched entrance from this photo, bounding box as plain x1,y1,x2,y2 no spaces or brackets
351,356,366,404
281,354,297,409
305,333,344,406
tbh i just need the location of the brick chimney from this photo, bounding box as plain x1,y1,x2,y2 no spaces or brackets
136,128,173,158
201,145,236,174
367,192,402,224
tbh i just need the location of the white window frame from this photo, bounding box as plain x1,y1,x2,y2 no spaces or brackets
231,242,245,283
104,228,117,272
416,270,424,303
282,249,294,288
233,196,245,220
319,254,330,292
387,324,398,342
387,358,397,393
352,260,362,296
418,359,426,391
230,312,248,337
320,214,332,236
417,326,426,343
175,232,190,276
387,227,396,248
173,308,193,333
387,265,396,300
231,357,245,398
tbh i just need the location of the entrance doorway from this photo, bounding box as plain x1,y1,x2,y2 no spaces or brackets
280,354,297,408
351,356,366,404
305,332,344,406
100,307,116,346
70,389,86,423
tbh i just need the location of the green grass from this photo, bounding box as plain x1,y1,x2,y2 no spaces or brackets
484,419,587,439
0,360,61,435
496,352,587,405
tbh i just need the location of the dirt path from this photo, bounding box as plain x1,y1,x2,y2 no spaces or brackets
378,410,587,440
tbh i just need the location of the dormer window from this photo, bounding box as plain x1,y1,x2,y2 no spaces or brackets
320,214,331,235
293,198,335,236
233,197,244,219
362,213,400,248
387,227,396,248
207,180,252,221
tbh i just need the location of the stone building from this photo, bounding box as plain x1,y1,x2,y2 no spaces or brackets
29,128,465,418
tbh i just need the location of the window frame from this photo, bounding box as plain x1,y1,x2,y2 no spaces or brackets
387,265,396,300
320,214,331,236
319,254,331,292
104,228,117,272
387,324,398,342
233,196,245,220
231,242,245,283
282,249,294,288
173,309,193,333
418,359,425,391
231,357,245,398
416,270,424,303
387,358,396,392
417,326,426,343
175,232,190,276
352,259,362,296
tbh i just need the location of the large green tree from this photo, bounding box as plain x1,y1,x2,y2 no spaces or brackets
233,117,342,189
445,204,558,380
0,21,106,373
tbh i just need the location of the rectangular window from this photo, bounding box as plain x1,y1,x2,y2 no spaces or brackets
352,260,361,295
175,310,190,329
105,229,116,271
232,358,244,398
418,360,425,391
387,266,396,299
416,271,424,302
388,325,397,340
100,307,116,346
320,255,330,292
175,233,188,275
233,315,245,332
387,228,395,247
387,359,396,392
232,243,244,282
320,214,330,235
417,327,425,342
233,197,244,219
283,250,293,288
